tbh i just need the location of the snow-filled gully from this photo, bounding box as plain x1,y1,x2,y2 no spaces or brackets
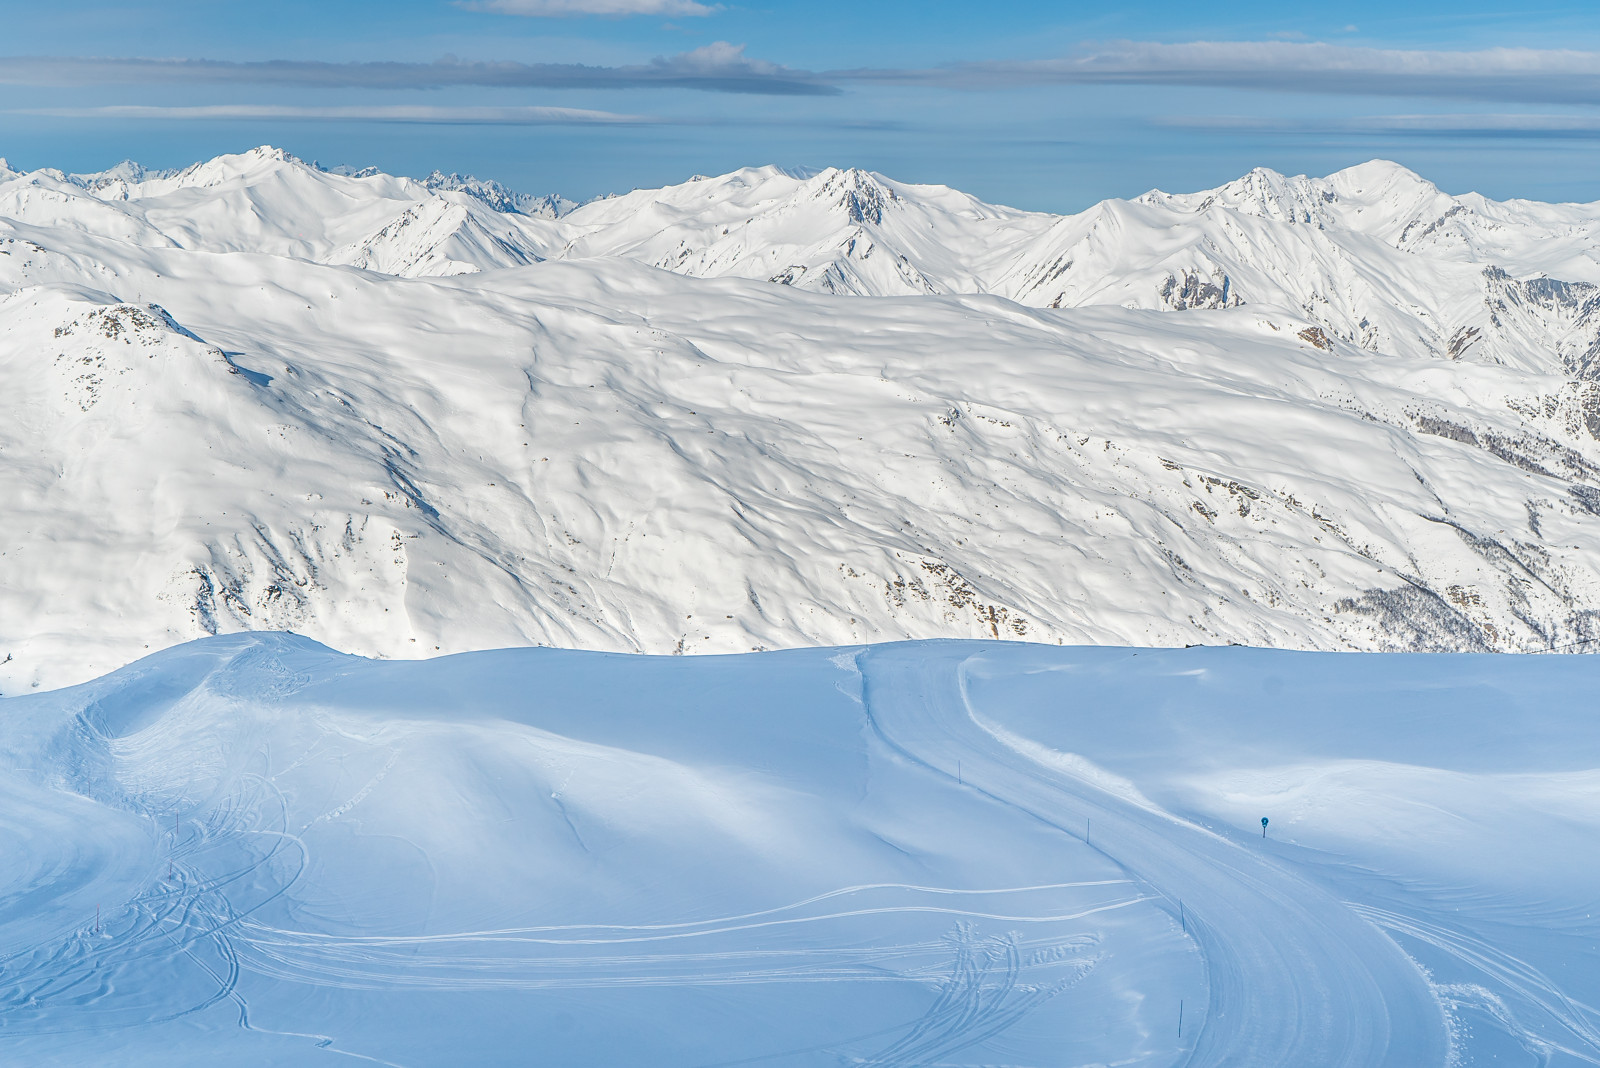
857,645,1449,1067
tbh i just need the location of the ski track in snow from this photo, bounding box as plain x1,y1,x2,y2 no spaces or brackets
0,772,311,1037
0,650,1126,1062
3,823,1115,1060
5,635,1600,1063
1352,903,1600,1064
856,644,1451,1067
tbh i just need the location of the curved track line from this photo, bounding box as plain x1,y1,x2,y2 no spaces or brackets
857,644,1450,1068
1352,903,1600,1063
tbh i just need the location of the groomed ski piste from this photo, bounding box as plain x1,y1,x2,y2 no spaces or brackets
3,633,1598,1066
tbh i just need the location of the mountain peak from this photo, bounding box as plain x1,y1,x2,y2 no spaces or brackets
245,145,301,164
155,145,314,190
806,167,898,225
419,170,576,218
1143,165,1338,227
1325,159,1435,193
65,159,174,192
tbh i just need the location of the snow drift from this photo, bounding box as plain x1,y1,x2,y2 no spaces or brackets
3,633,1598,1065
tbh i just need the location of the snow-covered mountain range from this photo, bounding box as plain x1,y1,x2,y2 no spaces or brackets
7,146,1600,688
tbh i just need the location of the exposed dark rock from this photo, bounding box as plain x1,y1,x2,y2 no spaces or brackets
1334,583,1492,652
1298,326,1332,351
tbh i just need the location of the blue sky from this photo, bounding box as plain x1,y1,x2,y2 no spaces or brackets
6,0,1600,209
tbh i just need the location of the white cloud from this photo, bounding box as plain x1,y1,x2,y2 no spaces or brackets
651,41,780,76
0,52,834,95
837,42,1600,106
1152,112,1600,138
457,0,716,16
1063,41,1600,78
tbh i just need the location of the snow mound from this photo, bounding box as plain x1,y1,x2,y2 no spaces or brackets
2,634,1596,1063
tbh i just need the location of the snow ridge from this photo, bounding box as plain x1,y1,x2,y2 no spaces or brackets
9,148,1600,687
419,170,579,218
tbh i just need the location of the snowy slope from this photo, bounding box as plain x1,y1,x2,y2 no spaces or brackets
8,149,1600,365
3,633,1598,1065
0,148,559,278
10,150,1600,688
547,159,1600,379
980,162,1600,378
550,165,1044,295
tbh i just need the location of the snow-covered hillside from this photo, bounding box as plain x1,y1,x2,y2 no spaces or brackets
4,633,1598,1064
551,159,1600,378
8,148,1600,688
0,148,559,278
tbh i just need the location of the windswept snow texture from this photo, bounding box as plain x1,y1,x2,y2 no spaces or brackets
8,634,1600,1065
13,148,1600,686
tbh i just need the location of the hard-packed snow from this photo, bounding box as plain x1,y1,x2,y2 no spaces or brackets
2,633,1597,1065
9,149,1600,689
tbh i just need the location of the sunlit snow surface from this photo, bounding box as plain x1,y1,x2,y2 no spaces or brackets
15,151,1600,689
3,634,1597,1066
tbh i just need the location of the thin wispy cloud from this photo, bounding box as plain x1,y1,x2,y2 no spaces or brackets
11,42,1600,107
833,41,1600,106
458,0,717,15
0,44,834,96
1154,112,1600,139
8,104,646,125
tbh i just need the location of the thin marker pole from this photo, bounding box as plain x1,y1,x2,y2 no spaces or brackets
1178,999,1183,1039
1180,900,1185,934
957,760,961,785
95,905,100,934
1086,818,1091,847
